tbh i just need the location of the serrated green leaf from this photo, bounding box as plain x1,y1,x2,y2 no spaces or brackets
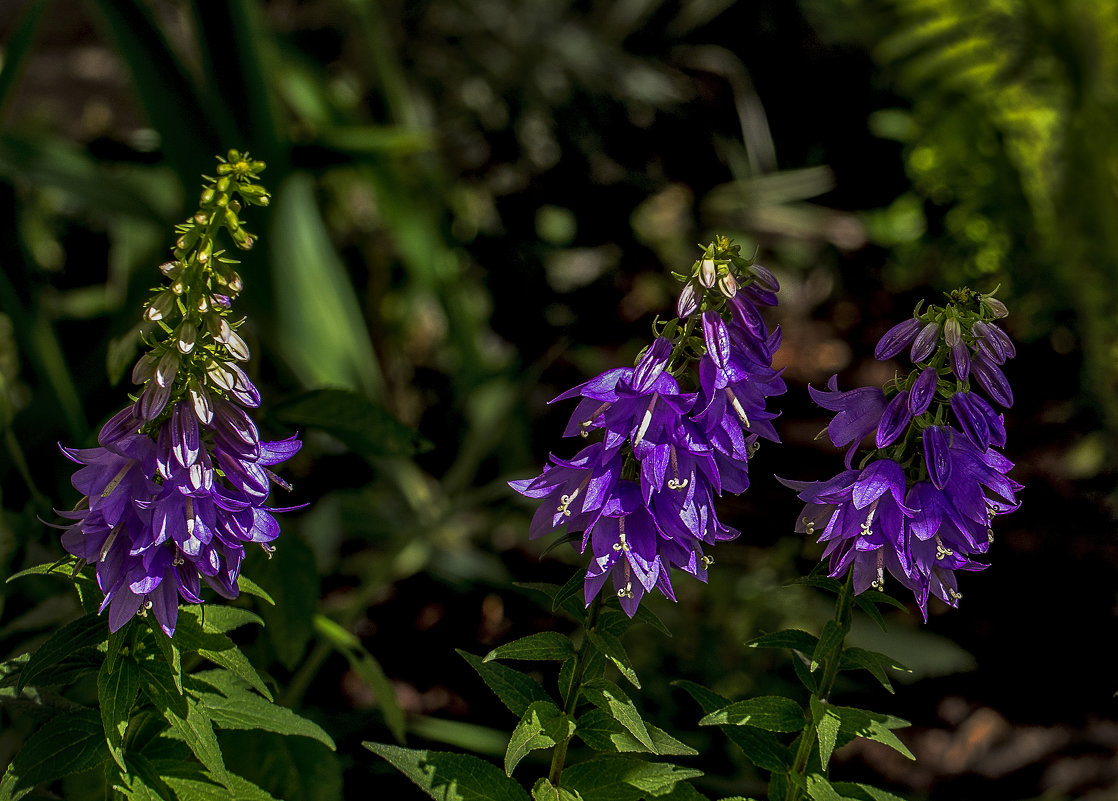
484,632,575,663
810,697,841,771
219,730,341,801
587,631,640,689
858,590,909,611
806,774,845,801
830,782,909,801
139,658,228,786
562,757,703,801
236,575,276,606
576,709,698,756
672,681,790,771
98,655,142,770
792,653,820,694
188,673,335,750
853,596,889,632
17,612,106,692
162,773,280,801
699,696,805,733
551,570,586,614
504,700,574,776
833,706,913,760
631,603,672,638
148,619,183,694
174,606,271,701
197,605,265,634
364,742,531,801
458,649,552,717
811,621,845,673
581,679,654,752
839,648,911,695
4,559,80,584
793,576,843,594
0,708,107,798
747,629,819,654
531,777,583,801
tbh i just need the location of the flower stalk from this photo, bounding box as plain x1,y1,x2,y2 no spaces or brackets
548,591,604,787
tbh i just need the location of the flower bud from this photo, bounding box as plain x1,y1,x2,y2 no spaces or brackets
225,331,250,362
982,295,1009,318
155,349,179,388
749,263,780,293
874,318,921,360
145,292,174,322
131,352,158,385
177,321,197,354
718,273,738,299
207,360,235,391
139,382,171,421
908,366,937,416
944,317,962,348
910,321,939,363
698,258,717,288
188,378,213,425
158,261,183,278
676,281,699,318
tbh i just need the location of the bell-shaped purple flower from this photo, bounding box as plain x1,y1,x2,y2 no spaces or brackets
583,482,664,617
509,442,620,542
950,340,970,381
908,367,937,416
970,351,1013,407
808,376,886,467
950,391,1005,450
922,426,951,489
910,321,940,363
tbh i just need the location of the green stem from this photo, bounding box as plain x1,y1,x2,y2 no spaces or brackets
784,573,855,801
548,592,604,787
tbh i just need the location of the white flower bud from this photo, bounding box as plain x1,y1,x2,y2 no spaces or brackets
944,317,962,348
718,273,738,299
131,352,158,385
225,331,250,361
155,349,179,388
207,360,235,391
188,379,213,424
698,258,717,288
145,292,174,321
177,321,197,354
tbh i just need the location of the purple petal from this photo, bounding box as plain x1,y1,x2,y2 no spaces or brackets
908,367,937,416
922,426,951,489
970,352,1013,407
910,321,940,363
876,391,913,448
875,318,921,360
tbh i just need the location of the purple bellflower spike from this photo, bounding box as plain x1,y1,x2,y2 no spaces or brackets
508,442,620,542
875,390,912,448
583,482,665,617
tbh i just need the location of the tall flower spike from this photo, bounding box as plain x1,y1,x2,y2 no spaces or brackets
513,237,784,616
56,152,304,637
795,286,1018,618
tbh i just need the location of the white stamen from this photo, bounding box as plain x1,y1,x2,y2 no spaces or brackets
100,463,133,499
185,498,195,536
700,555,714,568
616,581,634,599
612,520,630,552
633,395,659,445
802,517,816,536
99,525,122,562
557,488,580,517
724,387,750,427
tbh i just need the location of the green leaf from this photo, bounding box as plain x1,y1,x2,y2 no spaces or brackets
139,658,228,786
747,629,818,655
147,619,183,694
833,706,913,760
256,535,319,671
98,655,142,770
17,612,106,692
811,621,845,673
218,730,340,801
852,597,888,633
805,774,845,801
830,782,909,801
858,590,909,612
810,697,841,771
0,0,48,120
236,575,276,606
174,605,271,701
504,700,574,776
3,558,81,584
699,697,805,733
576,709,697,757
345,647,407,745
458,649,552,717
484,632,575,663
793,576,843,595
0,708,108,798
839,648,911,694
197,605,265,634
551,570,586,615
531,778,584,801
162,773,280,801
562,757,703,801
187,673,335,750
631,604,672,638
672,681,790,771
581,679,654,752
272,388,430,459
364,742,531,801
587,631,640,689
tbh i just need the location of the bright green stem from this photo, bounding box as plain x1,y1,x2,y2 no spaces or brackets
785,573,855,801
548,592,604,788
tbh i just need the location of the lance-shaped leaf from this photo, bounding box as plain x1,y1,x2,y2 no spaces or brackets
581,679,654,752
504,700,575,776
833,706,914,759
0,708,108,798
364,742,531,801
98,655,142,770
458,649,551,717
531,777,584,801
139,658,228,787
587,631,640,689
575,709,697,757
673,680,790,771
830,782,910,801
699,696,805,732
746,629,818,655
174,605,271,701
839,648,911,694
811,621,845,674
17,613,106,692
561,756,703,801
810,697,842,771
484,632,575,663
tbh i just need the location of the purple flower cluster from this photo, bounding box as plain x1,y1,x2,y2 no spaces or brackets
55,154,301,637
785,289,1019,618
512,241,784,615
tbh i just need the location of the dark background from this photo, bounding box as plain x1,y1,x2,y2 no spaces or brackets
1,1,1115,799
